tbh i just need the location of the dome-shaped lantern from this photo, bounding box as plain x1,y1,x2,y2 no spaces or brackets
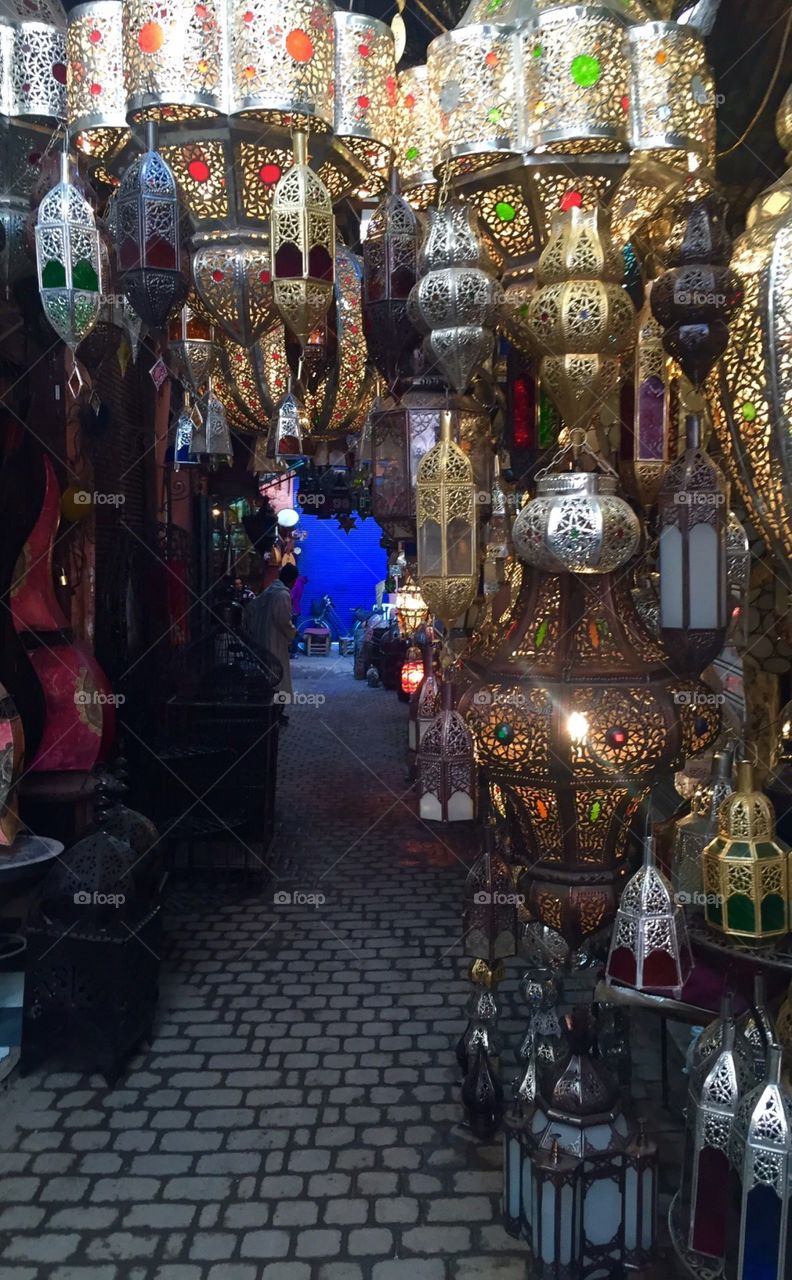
35,151,103,363
192,232,276,349
606,836,692,998
271,130,335,353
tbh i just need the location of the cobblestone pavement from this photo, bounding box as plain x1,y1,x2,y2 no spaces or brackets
0,654,684,1279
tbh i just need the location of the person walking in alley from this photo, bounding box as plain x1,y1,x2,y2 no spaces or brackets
244,563,298,718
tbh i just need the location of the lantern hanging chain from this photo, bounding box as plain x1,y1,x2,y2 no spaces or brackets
409,0,448,34
437,160,452,209
717,6,792,157
535,428,618,480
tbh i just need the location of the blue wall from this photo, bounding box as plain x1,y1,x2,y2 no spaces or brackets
294,511,387,633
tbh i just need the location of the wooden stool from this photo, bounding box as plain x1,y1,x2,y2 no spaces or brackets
337,636,354,656
305,628,331,656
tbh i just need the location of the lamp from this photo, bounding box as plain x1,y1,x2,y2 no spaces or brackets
271,130,334,353
702,759,791,942
736,976,776,1085
0,682,23,846
418,679,477,823
396,65,436,209
192,233,275,348
625,20,716,166
606,835,692,998
416,409,479,629
167,301,216,396
691,994,754,1083
227,0,334,129
35,150,103,359
2,17,66,121
362,177,422,385
66,1,127,160
671,748,734,905
400,644,424,696
266,384,308,470
121,0,223,121
332,12,396,183
194,388,232,465
619,281,674,510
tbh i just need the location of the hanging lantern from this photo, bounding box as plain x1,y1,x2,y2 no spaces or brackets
702,759,791,942
671,748,734,905
122,0,224,121
462,831,517,963
167,301,216,395
397,65,436,208
606,836,693,998
625,21,716,167
192,233,276,349
332,12,396,182
657,413,729,676
170,406,200,470
650,192,742,390
400,644,424,697
416,410,479,629
726,1045,792,1280
418,679,477,823
408,201,502,394
395,575,429,637
227,0,333,128
726,510,750,646
679,1013,751,1262
361,177,422,385
4,18,67,122
271,130,334,352
619,281,674,510
35,151,103,357
116,123,189,330
194,388,232,464
266,384,308,470
736,976,776,1085
66,1,126,160
512,447,641,576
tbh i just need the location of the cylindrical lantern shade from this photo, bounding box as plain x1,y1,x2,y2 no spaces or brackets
192,233,275,349
427,22,518,174
626,22,716,167
228,0,333,129
416,410,478,628
121,0,224,121
1,19,66,122
271,131,334,351
332,12,396,182
116,128,189,329
397,66,436,208
35,152,103,353
66,1,126,158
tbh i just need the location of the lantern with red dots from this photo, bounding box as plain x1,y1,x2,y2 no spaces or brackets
192,232,277,349
115,122,189,330
122,0,224,121
271,130,335,355
401,644,424,697
332,11,396,184
228,0,334,130
66,1,126,161
3,18,67,122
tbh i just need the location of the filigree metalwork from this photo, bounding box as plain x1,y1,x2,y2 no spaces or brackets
1,18,66,121
122,0,224,120
116,135,188,329
168,301,216,395
192,233,275,349
362,182,422,384
66,1,126,159
271,131,334,350
228,0,334,130
606,837,692,996
397,65,436,208
416,410,479,627
35,153,103,352
625,21,716,166
512,470,640,574
332,12,396,181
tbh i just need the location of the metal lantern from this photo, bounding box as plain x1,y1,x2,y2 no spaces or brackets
625,21,716,166
624,1124,658,1272
726,510,750,645
416,409,479,629
3,18,66,121
116,124,189,329
401,644,424,697
362,178,422,385
193,388,231,463
332,12,396,181
171,405,199,469
271,130,334,351
657,413,729,676
692,995,755,1083
619,281,674,510
395,577,429,637
397,65,436,208
192,233,275,349
427,15,519,175
418,681,477,823
66,1,126,159
414,662,441,750
167,301,216,395
606,836,692,998
726,1045,792,1280
121,0,224,121
0,681,23,846
267,385,307,469
671,748,734,905
737,976,776,1085
680,1014,751,1262
702,759,791,942
35,151,103,354
512,462,641,575
408,201,502,394
227,0,333,128
462,831,517,962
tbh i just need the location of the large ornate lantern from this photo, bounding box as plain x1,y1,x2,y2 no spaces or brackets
657,413,729,676
116,124,188,329
192,233,275,349
625,21,716,165
418,681,477,823
702,759,790,942
66,1,126,160
671,749,734,904
227,0,334,128
271,130,334,353
416,409,479,628
35,151,103,359
606,836,692,998
1,17,66,121
122,0,224,121
362,178,422,385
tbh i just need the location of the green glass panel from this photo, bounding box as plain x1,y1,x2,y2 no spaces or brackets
535,619,548,649
589,800,602,822
760,894,786,933
727,893,756,933
72,259,99,291
596,620,610,638
570,54,601,88
727,842,752,859
755,842,782,859
538,388,559,449
705,898,723,927
41,259,66,288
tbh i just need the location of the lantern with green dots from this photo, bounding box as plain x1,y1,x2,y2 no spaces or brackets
35,151,103,356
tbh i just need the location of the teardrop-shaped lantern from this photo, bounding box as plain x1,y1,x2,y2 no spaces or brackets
35,152,103,353
192,232,276,348
271,130,334,351
416,409,479,627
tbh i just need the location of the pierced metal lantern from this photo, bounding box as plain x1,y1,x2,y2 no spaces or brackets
66,1,126,159
658,413,729,677
171,405,199,469
332,12,396,182
619,281,674,510
401,644,424,697
413,662,440,750
726,510,750,646
397,65,436,208
625,21,716,167
512,463,641,576
192,233,275,349
692,995,755,1083
606,836,692,998
3,18,66,121
416,409,479,629
737,976,776,1085
395,577,429,637
167,302,216,395
121,0,224,121
671,749,734,906
271,130,334,350
702,759,791,942
408,201,502,394
362,178,422,385
193,387,231,463
266,385,307,470
726,1045,792,1280
419,680,477,823
227,0,334,128
116,125,189,330
680,1015,751,1262
462,832,517,961
35,152,103,353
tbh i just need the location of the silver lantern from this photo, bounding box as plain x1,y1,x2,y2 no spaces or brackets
35,151,103,355
606,836,692,999
671,749,734,906
512,466,640,575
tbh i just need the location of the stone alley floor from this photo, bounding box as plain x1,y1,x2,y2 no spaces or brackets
0,653,685,1280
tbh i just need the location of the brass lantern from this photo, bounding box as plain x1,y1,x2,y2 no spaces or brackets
619,281,674,510
395,575,430,637
167,301,216,395
271,130,334,353
418,681,477,822
66,1,127,160
396,65,436,209
416,410,479,629
362,178,422,385
192,233,276,349
115,123,189,330
625,20,716,167
702,759,791,942
227,0,334,129
35,151,103,356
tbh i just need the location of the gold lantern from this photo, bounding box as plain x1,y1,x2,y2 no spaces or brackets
619,280,674,509
66,1,126,160
332,12,396,185
396,66,436,209
192,232,276,349
227,0,334,129
271,130,334,353
416,410,479,628
625,21,716,169
121,0,224,121
702,759,791,942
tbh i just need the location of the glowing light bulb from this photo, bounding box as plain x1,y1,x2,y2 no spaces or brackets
567,711,589,745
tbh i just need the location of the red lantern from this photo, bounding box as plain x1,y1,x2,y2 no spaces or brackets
401,643,424,696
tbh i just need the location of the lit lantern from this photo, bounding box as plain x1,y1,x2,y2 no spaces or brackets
619,282,674,511
726,1045,792,1280
395,575,429,637
397,65,436,208
400,644,424,697
657,413,729,676
418,680,477,823
361,177,422,385
270,130,334,353
726,510,750,646
671,749,734,905
66,0,127,160
680,1014,751,1262
416,409,479,629
121,0,223,121
512,458,641,575
35,151,103,357
3,18,67,122
167,301,216,395
332,12,396,181
192,233,276,349
625,21,716,167
115,123,189,329
702,759,791,942
227,0,334,129
606,836,693,998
